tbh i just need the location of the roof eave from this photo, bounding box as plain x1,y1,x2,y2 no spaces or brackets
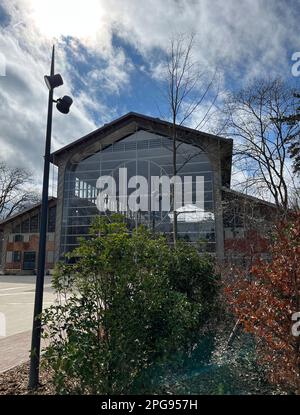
0,197,57,228
50,112,233,165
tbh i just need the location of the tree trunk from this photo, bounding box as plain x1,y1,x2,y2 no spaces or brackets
172,121,177,245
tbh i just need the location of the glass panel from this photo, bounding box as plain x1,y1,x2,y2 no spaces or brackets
30,215,39,233
48,206,56,232
21,219,30,233
13,251,21,262
14,234,23,242
61,131,216,256
12,223,21,233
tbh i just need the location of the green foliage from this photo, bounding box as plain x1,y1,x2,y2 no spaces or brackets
170,243,220,323
42,215,220,394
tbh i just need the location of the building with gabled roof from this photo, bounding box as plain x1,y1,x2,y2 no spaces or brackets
0,112,280,274
51,112,234,260
0,198,56,275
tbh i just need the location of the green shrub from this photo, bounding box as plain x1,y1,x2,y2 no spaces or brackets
42,215,220,394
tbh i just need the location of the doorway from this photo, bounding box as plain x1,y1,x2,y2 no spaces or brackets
23,252,36,271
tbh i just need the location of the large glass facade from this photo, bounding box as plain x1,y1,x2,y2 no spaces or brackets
60,131,216,256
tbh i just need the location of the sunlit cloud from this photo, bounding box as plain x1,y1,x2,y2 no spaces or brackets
29,0,104,42
0,0,299,191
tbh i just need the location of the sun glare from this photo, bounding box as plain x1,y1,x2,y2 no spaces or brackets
29,0,104,41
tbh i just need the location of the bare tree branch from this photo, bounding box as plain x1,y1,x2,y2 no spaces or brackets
224,78,300,210
162,33,221,243
0,161,40,220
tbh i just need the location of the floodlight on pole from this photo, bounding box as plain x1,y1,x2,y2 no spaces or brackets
28,45,73,390
44,73,63,90
56,95,73,114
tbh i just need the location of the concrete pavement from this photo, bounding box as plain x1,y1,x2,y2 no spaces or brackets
0,275,55,373
0,331,32,373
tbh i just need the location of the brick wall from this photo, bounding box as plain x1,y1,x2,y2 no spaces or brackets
5,233,56,273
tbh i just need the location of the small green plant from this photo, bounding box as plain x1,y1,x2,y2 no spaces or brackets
42,215,220,394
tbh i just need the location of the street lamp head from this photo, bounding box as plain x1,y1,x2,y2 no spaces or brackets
56,95,73,114
44,73,63,90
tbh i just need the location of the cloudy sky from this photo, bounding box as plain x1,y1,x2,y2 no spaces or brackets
0,0,299,190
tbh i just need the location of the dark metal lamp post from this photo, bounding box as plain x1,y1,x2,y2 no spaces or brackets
28,45,73,390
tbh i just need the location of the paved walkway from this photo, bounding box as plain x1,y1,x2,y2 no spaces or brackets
0,331,32,373
0,276,54,374
0,275,54,337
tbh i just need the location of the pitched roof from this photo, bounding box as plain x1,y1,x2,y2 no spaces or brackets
50,111,232,160
0,197,57,228
221,187,278,209
50,112,233,187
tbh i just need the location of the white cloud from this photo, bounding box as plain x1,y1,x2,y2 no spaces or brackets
0,0,299,192
87,47,133,95
106,0,298,80
9,0,297,80
0,26,98,174
0,1,111,186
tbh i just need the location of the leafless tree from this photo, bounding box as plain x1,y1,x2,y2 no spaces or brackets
162,34,220,243
272,93,300,175
224,78,300,211
0,161,40,220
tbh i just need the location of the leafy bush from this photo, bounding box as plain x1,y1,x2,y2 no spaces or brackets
225,213,300,394
42,215,220,394
171,243,220,325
